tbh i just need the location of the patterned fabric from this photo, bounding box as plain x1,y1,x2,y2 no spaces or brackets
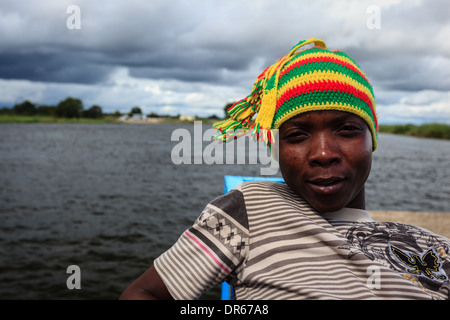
154,189,249,299
214,38,378,150
154,181,450,300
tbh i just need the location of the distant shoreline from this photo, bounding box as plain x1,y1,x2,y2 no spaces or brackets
1,115,449,140
378,123,450,140
0,114,215,125
0,114,119,124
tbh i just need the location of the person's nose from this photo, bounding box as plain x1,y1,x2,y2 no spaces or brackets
308,133,341,167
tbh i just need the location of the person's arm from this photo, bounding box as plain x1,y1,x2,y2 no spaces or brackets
119,265,173,300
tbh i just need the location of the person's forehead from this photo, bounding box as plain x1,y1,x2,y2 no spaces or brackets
281,110,366,128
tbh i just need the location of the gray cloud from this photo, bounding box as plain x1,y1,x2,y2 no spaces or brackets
0,50,112,84
2,0,447,88
0,0,449,122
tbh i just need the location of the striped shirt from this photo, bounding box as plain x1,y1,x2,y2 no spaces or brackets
154,181,450,300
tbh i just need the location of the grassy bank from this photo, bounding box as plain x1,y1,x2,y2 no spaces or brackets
2,115,449,140
378,123,450,140
0,114,215,125
0,114,119,124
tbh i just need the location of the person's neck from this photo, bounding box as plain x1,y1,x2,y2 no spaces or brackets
345,187,366,210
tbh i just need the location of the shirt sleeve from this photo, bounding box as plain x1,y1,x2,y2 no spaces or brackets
153,187,249,300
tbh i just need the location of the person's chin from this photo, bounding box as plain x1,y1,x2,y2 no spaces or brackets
304,192,350,214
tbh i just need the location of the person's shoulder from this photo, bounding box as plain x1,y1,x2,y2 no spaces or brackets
239,179,292,197
368,221,450,248
209,180,287,210
206,187,248,229
409,224,450,244
240,179,287,190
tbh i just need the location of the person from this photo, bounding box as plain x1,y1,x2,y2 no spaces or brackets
120,38,450,300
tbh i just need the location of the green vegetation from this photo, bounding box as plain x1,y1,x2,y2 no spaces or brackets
0,97,223,124
0,97,119,123
379,123,450,140
4,98,448,140
0,114,118,124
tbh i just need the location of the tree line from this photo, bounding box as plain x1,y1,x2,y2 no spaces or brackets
1,97,234,120
0,97,105,119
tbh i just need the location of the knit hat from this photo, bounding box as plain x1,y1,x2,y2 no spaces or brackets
214,38,378,150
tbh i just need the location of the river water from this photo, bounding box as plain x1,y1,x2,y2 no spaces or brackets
0,123,449,299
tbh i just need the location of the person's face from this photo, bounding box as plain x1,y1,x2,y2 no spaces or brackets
278,110,373,213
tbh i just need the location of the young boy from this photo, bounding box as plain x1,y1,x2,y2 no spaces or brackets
120,38,450,300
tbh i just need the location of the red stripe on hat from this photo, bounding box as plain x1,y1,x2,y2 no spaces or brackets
276,80,376,127
280,55,369,83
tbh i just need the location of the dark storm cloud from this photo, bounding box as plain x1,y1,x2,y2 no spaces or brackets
0,17,256,86
0,50,111,84
0,0,449,122
120,45,265,85
0,0,299,86
349,47,450,92
2,0,449,90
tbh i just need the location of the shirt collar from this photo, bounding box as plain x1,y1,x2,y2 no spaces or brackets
321,207,374,222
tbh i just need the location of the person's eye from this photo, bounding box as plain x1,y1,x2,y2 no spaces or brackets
282,129,308,142
338,124,363,136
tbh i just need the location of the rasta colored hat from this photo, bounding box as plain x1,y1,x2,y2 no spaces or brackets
214,38,378,150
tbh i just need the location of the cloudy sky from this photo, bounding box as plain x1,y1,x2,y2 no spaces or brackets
0,0,449,123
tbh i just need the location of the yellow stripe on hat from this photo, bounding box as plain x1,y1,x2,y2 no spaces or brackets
277,70,376,111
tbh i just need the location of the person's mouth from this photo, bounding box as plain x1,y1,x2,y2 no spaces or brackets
307,177,347,195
